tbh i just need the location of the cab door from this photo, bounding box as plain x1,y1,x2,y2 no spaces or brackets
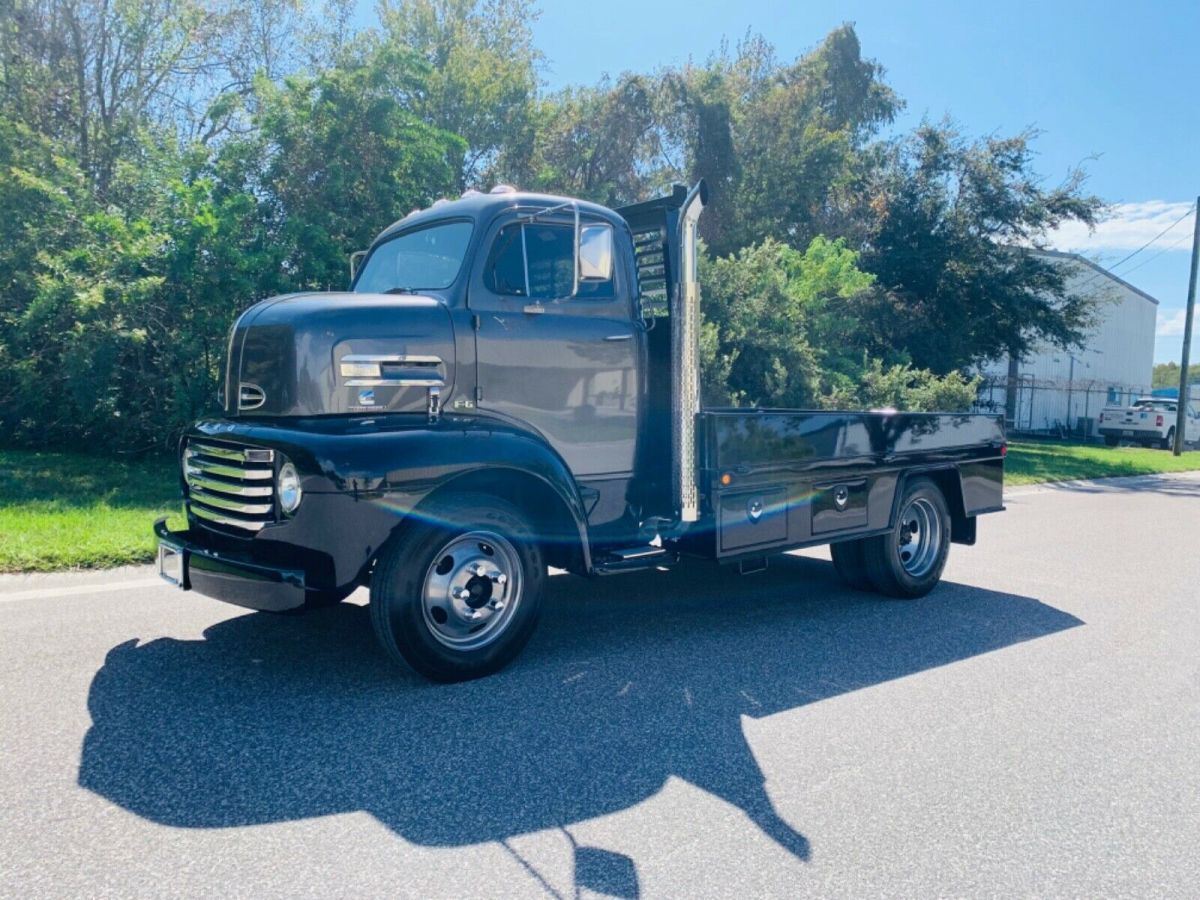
469,213,640,478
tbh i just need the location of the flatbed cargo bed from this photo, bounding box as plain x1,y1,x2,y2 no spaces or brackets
689,409,1006,560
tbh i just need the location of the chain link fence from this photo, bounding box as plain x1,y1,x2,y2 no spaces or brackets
973,375,1153,440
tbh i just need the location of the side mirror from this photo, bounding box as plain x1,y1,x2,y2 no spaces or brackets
578,224,613,281
349,250,367,284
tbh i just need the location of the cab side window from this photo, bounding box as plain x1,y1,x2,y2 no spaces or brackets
484,222,614,300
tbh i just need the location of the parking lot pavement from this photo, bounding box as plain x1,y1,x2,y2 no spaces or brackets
2,472,1199,898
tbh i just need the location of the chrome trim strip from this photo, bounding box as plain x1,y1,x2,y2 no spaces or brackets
186,442,246,461
185,459,274,480
340,354,442,366
190,504,268,531
185,473,273,497
238,383,266,411
344,375,445,387
189,489,274,515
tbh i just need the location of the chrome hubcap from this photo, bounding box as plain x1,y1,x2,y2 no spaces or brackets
896,497,942,577
421,531,522,650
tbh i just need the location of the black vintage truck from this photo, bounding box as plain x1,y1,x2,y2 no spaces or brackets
156,181,1006,681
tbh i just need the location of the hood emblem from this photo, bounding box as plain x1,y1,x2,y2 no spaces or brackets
358,389,376,407
238,383,266,411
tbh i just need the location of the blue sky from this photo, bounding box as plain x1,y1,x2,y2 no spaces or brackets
363,1,1199,363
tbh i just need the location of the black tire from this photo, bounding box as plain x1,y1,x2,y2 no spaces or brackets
1104,435,1120,447
863,477,951,599
829,539,873,591
1161,428,1175,450
369,493,545,682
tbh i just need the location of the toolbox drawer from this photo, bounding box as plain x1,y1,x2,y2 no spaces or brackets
718,486,788,552
811,478,869,534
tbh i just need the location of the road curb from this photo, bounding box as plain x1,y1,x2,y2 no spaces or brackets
1005,469,1200,498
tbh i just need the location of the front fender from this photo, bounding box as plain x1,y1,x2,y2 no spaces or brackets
189,414,593,578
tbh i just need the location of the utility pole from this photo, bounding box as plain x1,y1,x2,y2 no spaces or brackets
1173,197,1200,456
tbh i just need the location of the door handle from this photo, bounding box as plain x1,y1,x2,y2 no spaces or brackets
604,333,633,341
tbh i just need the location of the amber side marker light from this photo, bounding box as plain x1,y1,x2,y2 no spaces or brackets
720,472,733,486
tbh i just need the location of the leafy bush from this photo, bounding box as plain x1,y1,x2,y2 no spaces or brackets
821,359,980,412
700,235,978,412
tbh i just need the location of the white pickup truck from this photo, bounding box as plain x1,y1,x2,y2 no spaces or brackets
1097,397,1200,449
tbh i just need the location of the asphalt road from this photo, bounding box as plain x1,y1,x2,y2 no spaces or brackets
2,473,1198,899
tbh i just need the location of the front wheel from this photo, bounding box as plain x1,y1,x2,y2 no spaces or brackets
370,493,545,682
863,478,951,599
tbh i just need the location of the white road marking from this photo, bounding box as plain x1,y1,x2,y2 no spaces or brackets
0,577,163,603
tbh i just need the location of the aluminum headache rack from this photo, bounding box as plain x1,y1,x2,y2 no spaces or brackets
617,180,707,524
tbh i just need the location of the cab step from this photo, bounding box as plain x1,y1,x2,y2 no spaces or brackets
593,545,677,575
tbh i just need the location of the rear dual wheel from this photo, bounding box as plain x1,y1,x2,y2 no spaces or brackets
370,493,545,682
830,478,951,599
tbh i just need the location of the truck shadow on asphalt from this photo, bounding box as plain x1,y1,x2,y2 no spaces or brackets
79,554,1081,888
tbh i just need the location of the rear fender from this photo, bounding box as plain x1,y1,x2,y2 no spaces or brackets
891,466,974,546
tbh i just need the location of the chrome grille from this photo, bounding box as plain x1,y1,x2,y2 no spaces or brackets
184,439,275,533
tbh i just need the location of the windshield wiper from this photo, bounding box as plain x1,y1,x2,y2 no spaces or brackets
384,286,421,295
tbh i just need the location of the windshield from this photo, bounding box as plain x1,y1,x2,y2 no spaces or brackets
354,221,474,293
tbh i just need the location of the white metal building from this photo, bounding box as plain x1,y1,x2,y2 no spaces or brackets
977,250,1158,437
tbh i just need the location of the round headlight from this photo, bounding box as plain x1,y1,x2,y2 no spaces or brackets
277,462,302,515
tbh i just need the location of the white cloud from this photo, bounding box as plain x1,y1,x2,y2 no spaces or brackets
1049,200,1195,254
1156,308,1191,337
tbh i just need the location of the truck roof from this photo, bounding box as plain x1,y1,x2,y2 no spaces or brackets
372,187,623,247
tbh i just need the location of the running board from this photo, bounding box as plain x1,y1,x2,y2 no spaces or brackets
593,546,677,575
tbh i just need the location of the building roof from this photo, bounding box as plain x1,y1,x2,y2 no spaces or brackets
1030,248,1160,306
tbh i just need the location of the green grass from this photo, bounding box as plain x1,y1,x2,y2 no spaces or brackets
1,440,1198,573
1005,439,1200,486
0,450,184,573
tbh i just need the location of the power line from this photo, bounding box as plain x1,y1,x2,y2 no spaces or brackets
1070,201,1196,293
1107,201,1197,274
1117,229,1195,278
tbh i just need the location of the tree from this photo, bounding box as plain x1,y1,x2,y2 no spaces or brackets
1,0,234,196
525,74,676,207
233,46,466,291
1153,362,1200,389
855,123,1104,374
699,234,978,411
663,26,900,257
379,0,540,188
